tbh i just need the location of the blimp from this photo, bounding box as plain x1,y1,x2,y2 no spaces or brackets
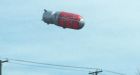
42,9,85,30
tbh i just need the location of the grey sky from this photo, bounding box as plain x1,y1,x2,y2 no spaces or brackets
0,0,140,75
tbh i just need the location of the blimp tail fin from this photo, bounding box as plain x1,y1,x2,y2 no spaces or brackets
44,9,47,12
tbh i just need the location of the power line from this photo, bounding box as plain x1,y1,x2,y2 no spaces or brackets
0,58,126,75
9,62,87,72
10,59,98,70
103,70,126,75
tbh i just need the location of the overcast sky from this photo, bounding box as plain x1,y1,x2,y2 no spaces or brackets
0,0,140,75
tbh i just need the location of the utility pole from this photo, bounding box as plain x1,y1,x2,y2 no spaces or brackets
89,69,103,75
0,60,8,75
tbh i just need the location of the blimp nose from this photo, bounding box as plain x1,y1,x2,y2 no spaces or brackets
78,19,85,29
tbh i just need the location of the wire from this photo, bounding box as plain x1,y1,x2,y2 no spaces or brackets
103,70,126,75
9,62,87,72
0,57,126,75
10,58,98,70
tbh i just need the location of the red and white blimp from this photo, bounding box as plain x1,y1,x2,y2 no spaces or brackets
42,9,85,30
